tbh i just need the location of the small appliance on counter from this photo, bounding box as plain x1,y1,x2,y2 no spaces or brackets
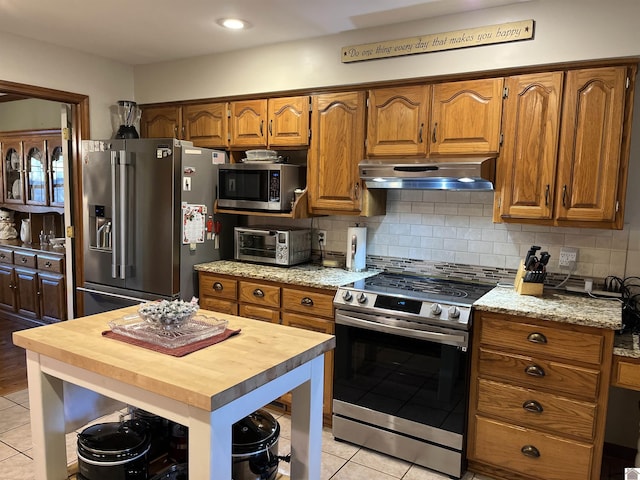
114,100,141,139
345,225,367,272
234,226,311,266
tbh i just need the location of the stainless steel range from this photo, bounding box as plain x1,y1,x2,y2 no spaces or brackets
332,272,493,479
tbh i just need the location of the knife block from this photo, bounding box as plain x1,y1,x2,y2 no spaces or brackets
515,262,544,296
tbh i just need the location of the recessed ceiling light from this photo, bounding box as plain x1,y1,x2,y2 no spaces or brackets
217,18,250,30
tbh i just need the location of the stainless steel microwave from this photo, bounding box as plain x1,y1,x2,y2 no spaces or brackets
217,163,306,212
234,227,311,266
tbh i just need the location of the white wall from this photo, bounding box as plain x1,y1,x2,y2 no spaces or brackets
0,31,135,138
0,99,62,131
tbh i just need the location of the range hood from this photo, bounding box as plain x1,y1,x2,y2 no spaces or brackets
359,156,496,191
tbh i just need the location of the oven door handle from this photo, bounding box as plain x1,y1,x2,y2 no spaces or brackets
335,311,468,349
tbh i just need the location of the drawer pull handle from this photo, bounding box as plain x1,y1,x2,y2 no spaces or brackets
521,445,540,458
0,254,5,259
213,282,223,291
20,257,27,263
45,261,52,268
253,288,265,298
522,400,544,414
301,297,314,307
527,332,547,344
525,364,545,377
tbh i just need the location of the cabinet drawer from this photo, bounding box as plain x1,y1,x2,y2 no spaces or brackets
37,255,64,273
471,415,593,480
476,378,596,441
282,287,334,319
14,251,36,268
239,281,280,308
478,347,600,399
479,315,604,365
282,312,335,334
0,248,13,264
200,297,238,316
611,356,640,391
239,303,279,323
199,274,237,300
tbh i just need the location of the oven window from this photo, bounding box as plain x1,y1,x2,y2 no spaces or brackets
334,323,468,434
238,233,276,258
219,169,268,201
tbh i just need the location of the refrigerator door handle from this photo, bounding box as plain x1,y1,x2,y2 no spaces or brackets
110,151,119,279
119,150,127,280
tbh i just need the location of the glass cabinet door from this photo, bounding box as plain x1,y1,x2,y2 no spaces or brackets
24,140,47,205
49,144,64,206
2,139,23,204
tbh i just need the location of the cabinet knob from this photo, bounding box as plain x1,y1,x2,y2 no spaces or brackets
0,254,5,259
212,282,223,291
527,332,547,344
253,288,264,298
20,257,27,263
520,445,540,458
522,400,544,414
300,297,314,307
524,364,545,378
45,261,52,268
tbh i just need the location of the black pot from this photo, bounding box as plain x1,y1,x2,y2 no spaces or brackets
232,409,280,480
77,420,151,480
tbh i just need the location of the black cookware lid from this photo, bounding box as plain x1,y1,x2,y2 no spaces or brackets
78,421,149,455
232,409,279,454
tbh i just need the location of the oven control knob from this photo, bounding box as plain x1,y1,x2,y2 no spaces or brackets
448,306,461,319
342,291,353,302
356,293,367,304
430,303,442,315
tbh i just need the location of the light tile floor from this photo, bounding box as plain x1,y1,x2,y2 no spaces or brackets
0,389,495,480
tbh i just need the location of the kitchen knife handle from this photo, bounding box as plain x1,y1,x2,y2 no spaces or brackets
544,184,550,206
431,122,438,143
522,400,544,414
527,332,547,344
562,185,567,206
418,123,424,143
525,364,545,377
521,445,541,458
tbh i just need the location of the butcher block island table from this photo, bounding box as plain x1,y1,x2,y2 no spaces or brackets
13,305,335,480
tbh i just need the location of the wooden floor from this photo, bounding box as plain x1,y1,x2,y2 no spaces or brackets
0,315,29,395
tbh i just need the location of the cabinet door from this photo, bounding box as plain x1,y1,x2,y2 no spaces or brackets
38,271,66,323
431,78,504,154
23,136,48,206
229,100,268,148
0,265,16,311
555,67,627,223
267,96,310,147
140,106,183,139
366,85,431,157
45,135,65,207
14,267,39,320
2,139,23,204
308,91,366,214
495,72,563,221
183,103,228,148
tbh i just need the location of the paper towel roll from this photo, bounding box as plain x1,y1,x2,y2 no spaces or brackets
346,226,367,272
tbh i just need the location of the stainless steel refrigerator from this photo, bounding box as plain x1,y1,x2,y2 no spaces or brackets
78,138,232,315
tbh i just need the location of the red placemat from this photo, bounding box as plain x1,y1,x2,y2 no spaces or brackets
102,328,241,357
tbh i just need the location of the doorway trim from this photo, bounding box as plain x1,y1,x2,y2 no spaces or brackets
0,79,89,318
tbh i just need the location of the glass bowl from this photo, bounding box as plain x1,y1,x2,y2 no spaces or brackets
138,300,199,331
49,237,66,248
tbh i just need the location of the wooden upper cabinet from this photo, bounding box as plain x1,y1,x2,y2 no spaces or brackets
495,72,563,221
267,96,310,147
430,78,504,154
555,66,628,225
140,105,182,139
366,85,431,157
229,96,310,148
183,103,228,148
307,91,366,215
229,99,268,148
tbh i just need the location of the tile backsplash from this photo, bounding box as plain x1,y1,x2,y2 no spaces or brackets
248,189,636,286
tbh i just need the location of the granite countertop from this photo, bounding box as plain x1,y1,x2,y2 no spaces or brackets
473,285,623,330
194,260,379,289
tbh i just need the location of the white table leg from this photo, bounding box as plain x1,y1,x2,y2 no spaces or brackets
25,350,67,480
188,406,233,480
290,354,324,480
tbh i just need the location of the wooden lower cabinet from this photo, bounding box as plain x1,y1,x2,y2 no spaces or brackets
467,311,614,480
197,271,336,424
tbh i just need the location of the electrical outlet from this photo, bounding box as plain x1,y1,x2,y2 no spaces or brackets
317,230,327,245
559,246,578,268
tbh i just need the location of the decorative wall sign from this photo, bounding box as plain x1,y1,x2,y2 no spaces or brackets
341,19,534,63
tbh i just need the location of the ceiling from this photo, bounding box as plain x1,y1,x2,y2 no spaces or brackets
0,0,531,65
